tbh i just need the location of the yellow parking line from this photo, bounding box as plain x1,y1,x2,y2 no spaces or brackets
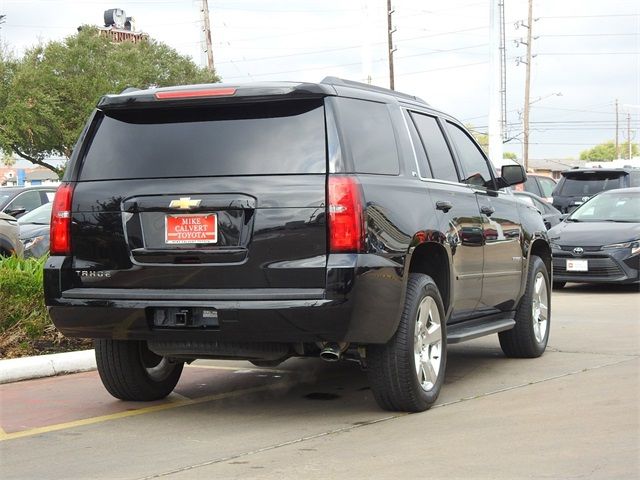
0,382,285,442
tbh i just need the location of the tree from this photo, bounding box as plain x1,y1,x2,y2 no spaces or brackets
503,151,517,160
0,27,218,176
579,140,639,161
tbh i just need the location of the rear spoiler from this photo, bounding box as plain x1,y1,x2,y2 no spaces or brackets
97,82,336,110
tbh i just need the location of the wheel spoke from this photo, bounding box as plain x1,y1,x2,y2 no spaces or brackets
539,302,548,321
425,322,441,345
424,358,437,385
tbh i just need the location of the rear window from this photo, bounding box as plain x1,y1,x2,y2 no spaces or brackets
336,98,399,175
80,100,326,180
559,172,625,196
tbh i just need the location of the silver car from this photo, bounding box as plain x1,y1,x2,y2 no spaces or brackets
0,212,24,257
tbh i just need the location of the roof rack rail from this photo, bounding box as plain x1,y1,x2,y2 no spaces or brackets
119,86,141,94
321,76,428,105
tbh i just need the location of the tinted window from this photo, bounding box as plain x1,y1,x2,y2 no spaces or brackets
80,100,326,180
410,113,458,182
6,190,42,212
446,122,494,188
559,172,625,196
404,111,432,178
337,98,399,175
628,171,640,187
537,176,556,197
523,177,541,196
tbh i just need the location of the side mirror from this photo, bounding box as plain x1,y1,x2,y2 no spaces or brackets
5,207,27,218
559,213,569,221
497,164,527,188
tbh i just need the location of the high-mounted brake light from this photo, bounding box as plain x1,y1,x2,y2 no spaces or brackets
154,88,237,100
50,183,74,256
328,176,364,253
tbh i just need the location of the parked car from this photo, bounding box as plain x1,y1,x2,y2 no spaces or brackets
18,201,52,258
0,212,24,257
45,78,551,412
549,187,639,287
513,191,563,229
552,168,640,213
513,173,557,203
0,186,57,219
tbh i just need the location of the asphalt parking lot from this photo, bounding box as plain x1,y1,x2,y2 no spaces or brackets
1,283,638,480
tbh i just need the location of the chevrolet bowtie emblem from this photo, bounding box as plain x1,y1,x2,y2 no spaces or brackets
169,197,202,209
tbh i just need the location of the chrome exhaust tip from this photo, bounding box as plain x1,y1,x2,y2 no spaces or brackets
319,343,342,362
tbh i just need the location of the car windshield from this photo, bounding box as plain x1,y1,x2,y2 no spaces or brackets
559,172,625,196
0,191,14,209
18,201,52,225
569,192,640,223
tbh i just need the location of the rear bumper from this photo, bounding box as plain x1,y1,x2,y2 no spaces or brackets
45,253,405,344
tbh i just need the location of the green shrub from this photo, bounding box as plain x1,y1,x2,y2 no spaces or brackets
0,256,50,357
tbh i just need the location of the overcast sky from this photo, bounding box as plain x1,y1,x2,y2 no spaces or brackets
1,0,638,160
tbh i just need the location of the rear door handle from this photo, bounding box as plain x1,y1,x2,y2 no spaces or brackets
480,205,495,216
436,201,453,213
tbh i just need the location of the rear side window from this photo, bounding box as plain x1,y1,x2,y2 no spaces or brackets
559,173,625,196
629,171,640,187
336,98,399,175
410,113,459,182
446,122,494,189
80,100,326,180
537,176,556,197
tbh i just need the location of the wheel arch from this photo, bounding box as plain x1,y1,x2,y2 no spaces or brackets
405,240,452,316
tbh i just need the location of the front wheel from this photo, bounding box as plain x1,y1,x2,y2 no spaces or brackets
95,339,184,401
499,255,550,358
367,273,447,412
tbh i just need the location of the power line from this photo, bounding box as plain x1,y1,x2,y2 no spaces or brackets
539,14,640,19
537,52,640,56
538,33,639,37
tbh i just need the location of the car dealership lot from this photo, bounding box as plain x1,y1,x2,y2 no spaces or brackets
1,284,638,480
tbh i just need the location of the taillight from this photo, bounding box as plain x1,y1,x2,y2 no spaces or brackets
328,176,364,253
50,183,74,255
154,88,236,100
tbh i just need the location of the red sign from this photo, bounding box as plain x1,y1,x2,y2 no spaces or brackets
165,214,217,244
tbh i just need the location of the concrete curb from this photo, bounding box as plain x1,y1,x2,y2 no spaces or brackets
0,349,96,384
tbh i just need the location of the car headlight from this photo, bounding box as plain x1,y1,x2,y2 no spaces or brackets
602,240,640,255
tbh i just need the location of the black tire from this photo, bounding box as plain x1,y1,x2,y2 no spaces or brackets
94,339,184,401
553,281,566,289
499,255,550,358
367,273,447,412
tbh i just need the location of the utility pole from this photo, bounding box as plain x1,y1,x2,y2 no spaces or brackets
615,99,620,159
201,0,214,73
628,113,632,160
488,0,503,164
387,0,396,90
522,0,534,170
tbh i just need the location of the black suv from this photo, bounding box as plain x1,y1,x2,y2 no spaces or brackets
45,78,552,412
552,167,640,213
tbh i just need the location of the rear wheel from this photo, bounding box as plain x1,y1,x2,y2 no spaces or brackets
367,274,447,412
499,255,550,358
94,339,184,401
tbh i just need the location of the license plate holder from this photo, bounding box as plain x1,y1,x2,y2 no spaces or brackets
165,213,217,244
566,259,588,272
